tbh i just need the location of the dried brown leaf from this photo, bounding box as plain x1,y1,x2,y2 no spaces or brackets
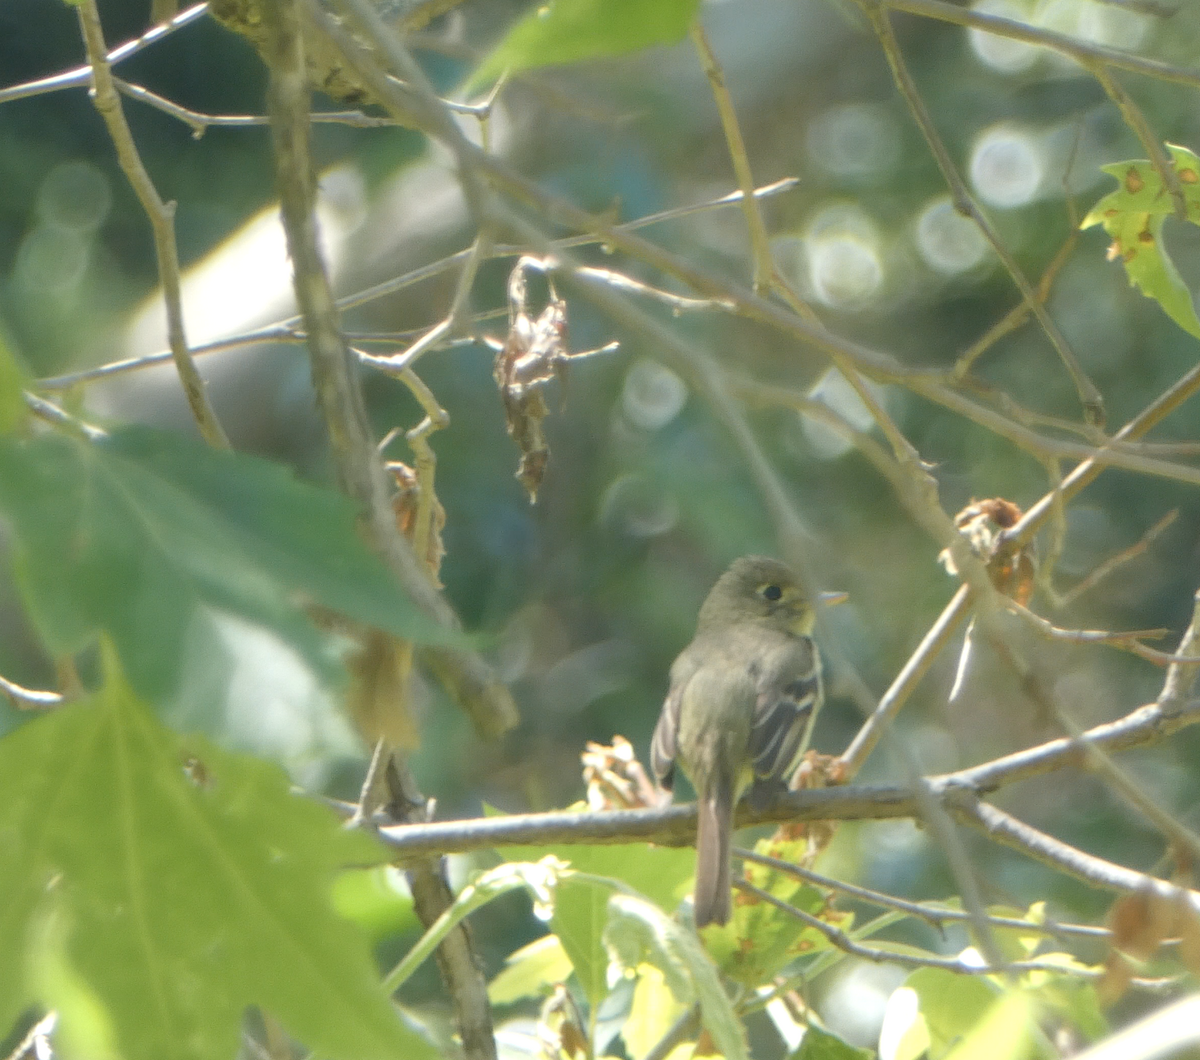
940,497,1037,604
582,735,660,810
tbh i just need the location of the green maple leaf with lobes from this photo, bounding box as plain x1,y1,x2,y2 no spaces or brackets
0,644,429,1060
1081,143,1200,340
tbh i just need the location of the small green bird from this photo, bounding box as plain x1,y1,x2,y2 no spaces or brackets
650,556,825,928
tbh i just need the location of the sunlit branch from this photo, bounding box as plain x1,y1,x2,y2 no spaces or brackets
23,392,107,442
0,672,64,710
0,2,208,106
840,586,973,776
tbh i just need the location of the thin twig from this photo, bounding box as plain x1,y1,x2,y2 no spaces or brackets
734,846,1109,940
23,392,108,441
75,0,229,449
1052,701,1200,869
1007,358,1200,548
1160,591,1200,715
951,228,1078,380
862,0,1104,427
1058,510,1179,609
840,585,973,777
883,0,1200,89
113,76,401,134
0,2,208,106
34,181,794,393
956,796,1200,909
689,22,775,292
734,879,1100,977
1004,600,1182,661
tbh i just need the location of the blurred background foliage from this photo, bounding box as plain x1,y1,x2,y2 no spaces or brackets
2,0,1200,1046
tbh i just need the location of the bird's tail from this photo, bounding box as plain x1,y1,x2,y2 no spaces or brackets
694,773,733,928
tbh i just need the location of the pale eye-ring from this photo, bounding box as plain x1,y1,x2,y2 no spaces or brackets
762,584,783,602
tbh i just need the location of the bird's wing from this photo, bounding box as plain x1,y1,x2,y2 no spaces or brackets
650,643,707,791
748,633,822,784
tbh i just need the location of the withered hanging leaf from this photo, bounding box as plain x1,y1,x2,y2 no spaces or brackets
940,497,1037,605
1098,886,1200,1003
494,259,571,503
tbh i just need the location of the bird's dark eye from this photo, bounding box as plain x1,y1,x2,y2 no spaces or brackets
762,584,783,602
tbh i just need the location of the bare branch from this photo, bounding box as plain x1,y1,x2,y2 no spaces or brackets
0,2,208,106
734,846,1109,940
883,0,1200,89
1160,591,1200,714
1057,510,1179,609
75,0,230,449
840,585,973,777
734,879,1102,977
689,22,774,292
861,0,1104,426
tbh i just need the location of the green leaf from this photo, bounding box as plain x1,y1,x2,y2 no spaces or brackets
1038,977,1106,1043
905,967,999,1057
604,891,747,1060
621,963,687,1060
791,1023,873,1060
553,879,612,1005
488,935,574,1005
384,858,570,994
1081,143,1200,339
507,840,693,914
943,991,1038,1060
331,866,419,942
0,645,423,1060
0,327,28,436
0,427,447,701
468,0,701,90
703,835,850,987
498,838,693,1004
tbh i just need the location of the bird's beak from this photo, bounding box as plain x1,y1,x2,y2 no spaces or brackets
819,590,849,607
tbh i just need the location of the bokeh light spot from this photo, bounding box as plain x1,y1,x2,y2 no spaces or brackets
915,195,990,274
621,358,687,430
37,160,112,233
967,0,1040,74
806,102,901,182
969,124,1043,208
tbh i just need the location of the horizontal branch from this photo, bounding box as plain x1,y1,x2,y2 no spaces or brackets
375,788,915,857
944,695,1200,796
373,698,1200,900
